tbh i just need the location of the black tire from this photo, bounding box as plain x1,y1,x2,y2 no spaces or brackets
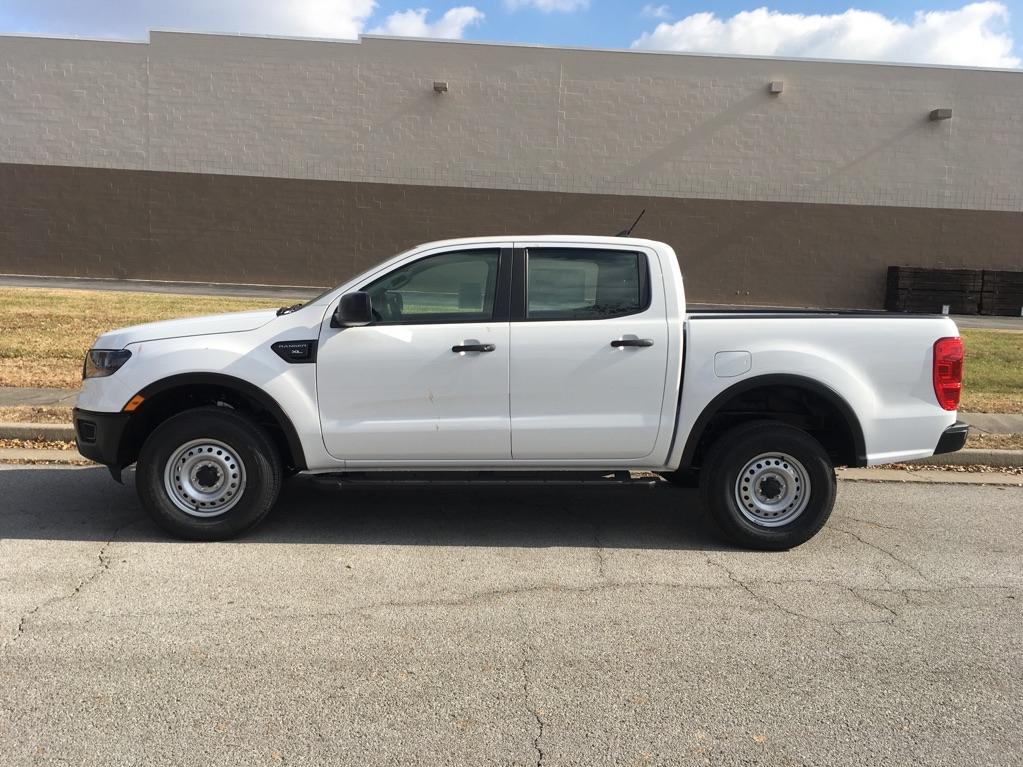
136,406,283,541
698,420,836,550
658,468,700,488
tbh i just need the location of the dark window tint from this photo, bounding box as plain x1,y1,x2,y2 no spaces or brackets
364,249,500,323
526,249,646,320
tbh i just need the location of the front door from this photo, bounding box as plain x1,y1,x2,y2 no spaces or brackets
317,246,511,462
509,245,670,460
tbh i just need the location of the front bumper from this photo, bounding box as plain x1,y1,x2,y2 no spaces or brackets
74,407,130,479
934,421,969,456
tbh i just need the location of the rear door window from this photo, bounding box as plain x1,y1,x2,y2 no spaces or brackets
525,249,648,320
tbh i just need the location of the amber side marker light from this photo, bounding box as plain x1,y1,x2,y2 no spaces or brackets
123,394,146,412
933,337,964,411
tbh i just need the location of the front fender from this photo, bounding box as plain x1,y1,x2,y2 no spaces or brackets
76,327,337,472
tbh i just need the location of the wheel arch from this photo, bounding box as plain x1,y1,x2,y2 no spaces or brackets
679,373,867,469
119,373,307,472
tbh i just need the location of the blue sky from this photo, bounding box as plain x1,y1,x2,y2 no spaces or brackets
1,0,1020,67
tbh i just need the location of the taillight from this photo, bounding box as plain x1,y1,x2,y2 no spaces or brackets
933,337,964,411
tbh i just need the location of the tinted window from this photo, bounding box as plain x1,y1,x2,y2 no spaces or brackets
363,249,500,323
526,249,646,320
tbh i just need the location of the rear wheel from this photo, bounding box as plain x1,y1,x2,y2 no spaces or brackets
136,407,283,540
699,420,836,550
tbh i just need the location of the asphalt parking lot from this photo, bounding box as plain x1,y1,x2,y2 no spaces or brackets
1,467,1020,766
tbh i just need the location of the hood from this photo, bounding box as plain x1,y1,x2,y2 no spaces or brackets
93,309,279,349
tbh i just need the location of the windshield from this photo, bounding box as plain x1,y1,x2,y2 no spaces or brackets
275,286,341,316
303,285,341,305
280,244,424,315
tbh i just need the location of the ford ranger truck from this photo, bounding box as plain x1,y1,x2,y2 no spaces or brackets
73,236,967,549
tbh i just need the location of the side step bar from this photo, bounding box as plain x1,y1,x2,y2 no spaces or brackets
312,470,661,487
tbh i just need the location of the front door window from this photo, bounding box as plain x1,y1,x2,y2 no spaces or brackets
364,249,500,324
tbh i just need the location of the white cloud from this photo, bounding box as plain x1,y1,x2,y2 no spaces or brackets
2,0,488,42
370,6,484,38
0,0,377,40
269,0,377,38
505,0,589,13
642,4,671,20
632,2,1020,68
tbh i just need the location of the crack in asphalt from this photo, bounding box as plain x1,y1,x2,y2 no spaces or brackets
354,544,1017,631
694,561,1010,633
704,557,844,637
837,514,907,532
831,525,931,583
520,650,546,767
361,579,1020,618
843,586,901,623
368,580,736,614
899,584,1019,601
13,517,135,641
138,582,1018,629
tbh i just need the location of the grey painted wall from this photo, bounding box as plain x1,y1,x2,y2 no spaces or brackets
1,31,1021,212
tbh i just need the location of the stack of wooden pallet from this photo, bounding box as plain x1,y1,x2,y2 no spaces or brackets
885,267,1023,316
885,267,983,314
981,270,1023,317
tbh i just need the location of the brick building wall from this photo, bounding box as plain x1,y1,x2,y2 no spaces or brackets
1,31,1020,306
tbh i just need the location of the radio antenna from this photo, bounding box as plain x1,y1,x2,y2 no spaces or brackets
616,209,646,237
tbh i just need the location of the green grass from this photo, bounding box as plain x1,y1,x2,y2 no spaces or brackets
960,330,1023,414
0,287,290,389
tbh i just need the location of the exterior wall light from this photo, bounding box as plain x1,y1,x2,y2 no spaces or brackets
929,108,952,121
768,81,784,95
433,81,448,94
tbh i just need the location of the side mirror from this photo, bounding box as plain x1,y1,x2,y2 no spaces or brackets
332,292,373,328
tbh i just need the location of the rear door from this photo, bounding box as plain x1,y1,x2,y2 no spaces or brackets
508,244,670,460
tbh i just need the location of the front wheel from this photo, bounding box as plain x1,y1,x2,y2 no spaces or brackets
136,407,283,540
699,421,836,550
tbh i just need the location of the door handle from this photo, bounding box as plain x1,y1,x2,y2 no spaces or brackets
610,339,654,348
452,343,496,353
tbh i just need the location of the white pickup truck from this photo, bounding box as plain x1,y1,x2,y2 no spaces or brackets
74,236,967,549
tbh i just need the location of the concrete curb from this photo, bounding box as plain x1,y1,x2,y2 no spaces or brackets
906,448,1023,467
961,412,1023,434
0,387,78,407
0,448,91,463
837,468,1022,486
0,422,75,441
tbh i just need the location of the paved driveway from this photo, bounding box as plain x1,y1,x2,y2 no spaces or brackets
1,467,1020,766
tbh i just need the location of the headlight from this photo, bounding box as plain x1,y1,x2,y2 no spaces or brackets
83,349,132,379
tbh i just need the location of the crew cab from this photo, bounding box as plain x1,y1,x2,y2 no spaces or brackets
74,236,967,549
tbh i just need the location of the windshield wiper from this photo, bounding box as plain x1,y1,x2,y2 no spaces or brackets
276,303,304,316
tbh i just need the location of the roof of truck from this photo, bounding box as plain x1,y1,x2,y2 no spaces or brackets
409,235,670,251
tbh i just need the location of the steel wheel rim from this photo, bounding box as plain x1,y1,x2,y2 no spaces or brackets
734,451,810,528
163,438,246,518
